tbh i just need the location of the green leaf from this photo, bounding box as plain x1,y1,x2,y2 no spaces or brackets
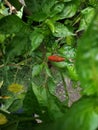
45,19,55,33
24,0,40,13
58,45,76,59
8,0,22,10
32,64,43,77
7,99,23,113
44,64,52,78
55,2,79,20
32,82,48,107
32,82,66,120
38,97,98,130
76,9,98,95
41,0,58,15
67,65,78,81
65,35,75,46
23,84,41,114
47,78,56,95
46,92,65,120
16,6,24,18
0,15,25,34
25,0,57,14
55,97,98,130
30,12,48,22
0,3,9,16
30,29,45,51
89,0,98,7
77,7,95,32
51,61,68,69
25,0,54,13
0,34,5,43
53,22,74,37
50,2,64,17
6,30,31,61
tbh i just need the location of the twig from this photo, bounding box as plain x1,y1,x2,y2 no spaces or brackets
0,64,4,68
4,0,17,14
0,57,32,68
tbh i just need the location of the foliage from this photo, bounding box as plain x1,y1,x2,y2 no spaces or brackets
0,0,98,130
76,10,98,96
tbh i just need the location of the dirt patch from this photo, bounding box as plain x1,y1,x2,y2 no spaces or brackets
55,77,81,106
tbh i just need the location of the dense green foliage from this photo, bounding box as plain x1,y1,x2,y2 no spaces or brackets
0,0,98,130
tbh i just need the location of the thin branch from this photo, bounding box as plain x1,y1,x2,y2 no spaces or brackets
0,57,32,68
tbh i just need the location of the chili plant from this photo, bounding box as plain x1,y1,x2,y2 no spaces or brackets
0,0,98,130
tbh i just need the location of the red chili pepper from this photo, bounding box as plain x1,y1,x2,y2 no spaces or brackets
48,55,65,62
